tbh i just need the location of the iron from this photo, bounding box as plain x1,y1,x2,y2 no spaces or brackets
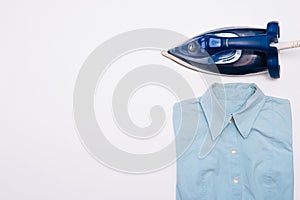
162,21,300,78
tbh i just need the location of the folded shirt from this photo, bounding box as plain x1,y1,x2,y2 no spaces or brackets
173,82,293,200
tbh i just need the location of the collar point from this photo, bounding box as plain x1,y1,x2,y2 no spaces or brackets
210,133,219,141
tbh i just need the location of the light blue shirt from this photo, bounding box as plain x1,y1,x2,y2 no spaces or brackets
173,83,293,200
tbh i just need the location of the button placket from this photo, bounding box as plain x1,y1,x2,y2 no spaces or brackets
229,115,237,154
228,114,241,198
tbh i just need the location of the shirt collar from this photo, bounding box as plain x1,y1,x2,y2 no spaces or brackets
199,83,266,140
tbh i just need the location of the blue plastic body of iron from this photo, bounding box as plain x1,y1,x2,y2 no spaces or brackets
163,21,281,78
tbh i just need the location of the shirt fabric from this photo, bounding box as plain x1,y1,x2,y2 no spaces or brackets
173,83,293,200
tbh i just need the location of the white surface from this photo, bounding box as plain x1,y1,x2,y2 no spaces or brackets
1,0,299,199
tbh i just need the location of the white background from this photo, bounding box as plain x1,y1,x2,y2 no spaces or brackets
1,0,299,199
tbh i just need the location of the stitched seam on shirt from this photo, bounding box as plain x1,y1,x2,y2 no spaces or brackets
212,87,255,99
266,100,274,199
213,97,254,100
266,100,275,199
196,100,208,199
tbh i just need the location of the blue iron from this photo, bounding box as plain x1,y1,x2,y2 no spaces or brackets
162,21,300,78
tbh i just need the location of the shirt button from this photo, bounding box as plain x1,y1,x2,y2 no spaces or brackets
233,178,239,183
231,149,237,154
229,117,234,124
